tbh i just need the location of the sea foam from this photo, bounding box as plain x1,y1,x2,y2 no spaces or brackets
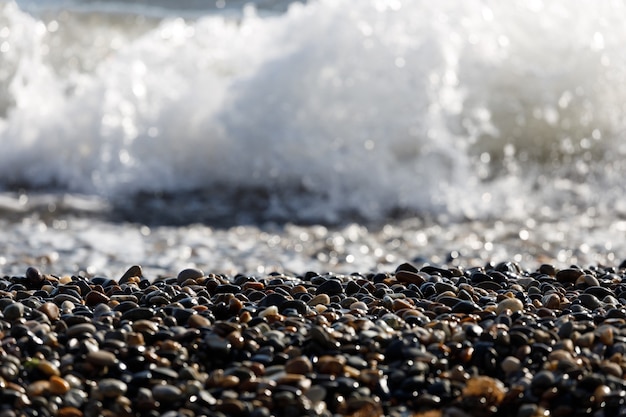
1,0,625,223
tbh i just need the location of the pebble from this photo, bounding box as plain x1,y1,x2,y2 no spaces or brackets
315,278,343,296
152,384,183,402
307,294,330,306
98,378,128,398
3,302,25,321
49,376,71,395
85,350,117,367
177,268,204,285
496,297,524,314
38,302,60,321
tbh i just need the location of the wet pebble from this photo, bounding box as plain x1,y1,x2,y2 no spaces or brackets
98,378,127,398
496,297,524,314
85,350,117,367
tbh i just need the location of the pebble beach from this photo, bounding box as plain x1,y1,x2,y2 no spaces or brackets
4,258,626,417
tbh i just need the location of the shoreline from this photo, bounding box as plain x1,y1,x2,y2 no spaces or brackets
1,261,625,416
1,205,624,280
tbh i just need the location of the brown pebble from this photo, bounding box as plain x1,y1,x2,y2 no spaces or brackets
49,375,70,395
463,376,506,406
85,290,110,306
317,355,345,375
132,320,159,334
307,294,330,306
285,356,313,374
242,281,264,291
576,274,600,287
127,332,145,347
38,302,60,321
239,310,252,323
501,356,521,374
66,323,96,338
226,331,245,349
214,399,246,415
187,314,212,329
575,332,595,348
496,298,524,315
228,297,243,312
26,380,50,396
594,385,611,405
177,268,204,285
350,301,369,313
277,374,312,390
541,293,561,309
392,298,413,312
600,361,623,378
57,407,83,417
395,270,426,285
86,350,117,367
556,268,584,283
596,325,615,345
37,360,60,377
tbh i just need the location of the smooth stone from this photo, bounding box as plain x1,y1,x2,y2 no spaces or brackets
281,299,309,315
26,380,50,396
84,291,110,306
496,298,524,314
53,293,82,305
38,302,60,321
98,378,127,397
121,307,155,321
132,319,159,333
541,293,561,309
49,376,71,395
152,384,183,402
531,370,555,389
501,356,521,373
556,268,584,283
85,350,117,367
316,279,343,296
259,293,289,307
187,314,212,328
577,275,600,287
396,262,419,273
451,300,481,314
37,360,61,377
310,327,340,350
120,265,143,283
395,270,426,285
57,407,83,417
66,323,97,338
214,284,242,294
3,302,25,321
151,367,180,380
577,293,602,310
539,264,557,276
285,357,313,374
26,267,44,286
307,294,330,307
177,268,204,285
584,285,612,299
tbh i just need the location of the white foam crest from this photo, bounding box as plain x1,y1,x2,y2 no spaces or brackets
0,0,625,222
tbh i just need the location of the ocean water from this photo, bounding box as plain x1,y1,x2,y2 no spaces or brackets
1,0,626,277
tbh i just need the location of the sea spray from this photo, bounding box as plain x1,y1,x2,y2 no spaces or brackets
0,0,625,223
